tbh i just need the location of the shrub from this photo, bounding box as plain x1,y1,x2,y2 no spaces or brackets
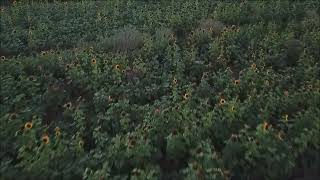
101,26,144,52
198,19,225,36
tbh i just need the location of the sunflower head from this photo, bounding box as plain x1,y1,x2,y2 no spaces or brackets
55,130,61,137
41,134,50,144
54,127,61,137
230,106,236,112
28,76,36,82
115,64,120,70
1,56,6,60
265,80,270,86
24,122,33,130
234,79,240,85
263,121,269,130
91,58,97,65
65,64,72,70
9,113,18,120
172,77,178,85
183,93,190,100
251,63,257,70
128,139,136,148
219,98,226,105
202,72,209,79
63,102,72,109
41,51,46,56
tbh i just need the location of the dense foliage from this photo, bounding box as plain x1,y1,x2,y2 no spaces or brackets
1,1,320,179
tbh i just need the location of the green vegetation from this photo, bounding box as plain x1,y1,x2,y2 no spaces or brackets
1,0,319,179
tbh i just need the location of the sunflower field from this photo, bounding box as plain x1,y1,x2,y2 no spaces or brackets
0,0,320,180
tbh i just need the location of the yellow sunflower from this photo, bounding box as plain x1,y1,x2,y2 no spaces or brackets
234,79,240,85
41,134,50,144
54,127,61,137
265,80,270,86
251,63,257,70
115,64,120,70
24,122,33,130
172,77,178,85
219,98,226,105
91,58,97,65
65,64,72,70
63,102,72,109
263,121,269,130
202,72,209,79
183,93,190,100
55,130,61,137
